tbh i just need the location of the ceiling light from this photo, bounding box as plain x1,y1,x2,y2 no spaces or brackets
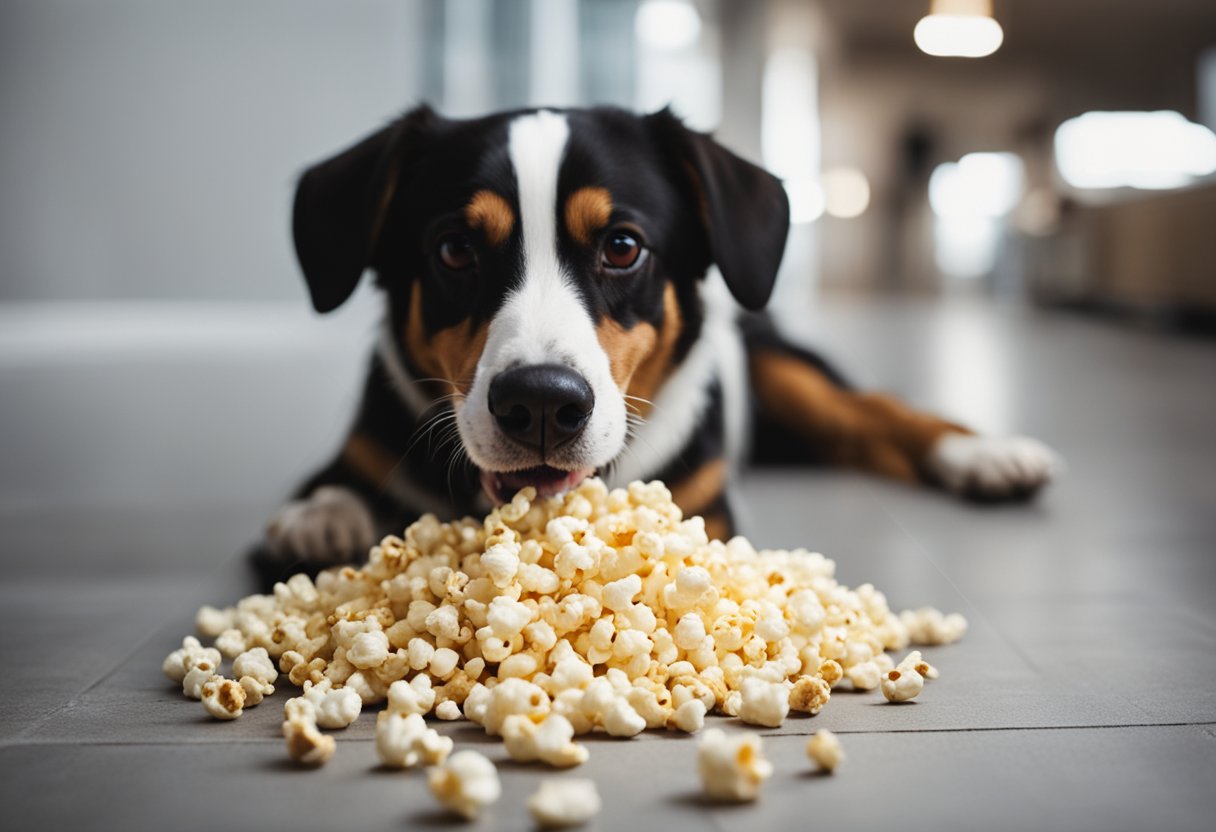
914,0,1004,58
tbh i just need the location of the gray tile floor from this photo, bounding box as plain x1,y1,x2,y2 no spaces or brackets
2,296,1214,831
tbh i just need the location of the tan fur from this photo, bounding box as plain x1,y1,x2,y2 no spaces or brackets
341,432,396,489
595,283,682,414
749,350,969,482
564,186,613,246
405,282,489,395
465,190,514,247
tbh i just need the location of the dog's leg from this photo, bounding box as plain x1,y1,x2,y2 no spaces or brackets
252,429,422,588
745,324,1057,500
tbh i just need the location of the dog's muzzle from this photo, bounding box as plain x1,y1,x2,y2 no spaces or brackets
481,363,597,504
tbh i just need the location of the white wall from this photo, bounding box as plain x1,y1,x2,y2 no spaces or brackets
0,0,430,302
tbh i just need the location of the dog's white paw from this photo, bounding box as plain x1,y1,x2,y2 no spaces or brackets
265,486,376,562
927,433,1060,500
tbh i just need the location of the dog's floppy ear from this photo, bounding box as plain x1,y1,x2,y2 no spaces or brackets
647,108,790,310
292,105,436,313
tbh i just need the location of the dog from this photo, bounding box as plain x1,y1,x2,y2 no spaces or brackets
253,104,1056,585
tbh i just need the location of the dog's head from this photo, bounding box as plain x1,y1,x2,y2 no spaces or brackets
293,106,789,504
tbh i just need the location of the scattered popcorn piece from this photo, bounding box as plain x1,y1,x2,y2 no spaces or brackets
376,711,453,768
232,647,278,685
698,728,773,802
881,664,925,703
282,699,333,766
162,636,221,684
806,729,844,773
427,750,502,820
900,607,969,646
283,712,335,767
502,713,589,767
737,677,790,728
182,660,220,700
528,778,601,829
201,676,246,720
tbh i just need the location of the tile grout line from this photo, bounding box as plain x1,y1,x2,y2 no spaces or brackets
4,721,1216,751
872,496,1047,677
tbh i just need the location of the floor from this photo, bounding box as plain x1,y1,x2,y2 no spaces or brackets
1,294,1214,831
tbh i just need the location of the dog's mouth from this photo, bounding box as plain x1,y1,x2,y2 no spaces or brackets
479,465,594,505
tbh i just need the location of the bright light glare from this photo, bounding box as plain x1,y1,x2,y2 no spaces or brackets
635,0,702,52
1054,111,1216,190
822,167,870,218
784,176,825,225
914,15,1003,58
929,152,1024,218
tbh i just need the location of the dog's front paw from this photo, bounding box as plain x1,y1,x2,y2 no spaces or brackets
926,433,1060,501
265,486,376,563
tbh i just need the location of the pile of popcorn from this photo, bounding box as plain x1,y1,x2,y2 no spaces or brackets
165,478,966,822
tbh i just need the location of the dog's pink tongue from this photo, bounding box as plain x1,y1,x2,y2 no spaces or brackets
480,466,593,505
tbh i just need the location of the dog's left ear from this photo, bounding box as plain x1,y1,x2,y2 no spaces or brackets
292,105,437,313
647,109,790,311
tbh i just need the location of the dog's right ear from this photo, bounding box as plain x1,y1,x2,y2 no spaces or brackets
292,105,436,313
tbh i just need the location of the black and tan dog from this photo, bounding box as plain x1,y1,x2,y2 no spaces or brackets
255,104,1056,583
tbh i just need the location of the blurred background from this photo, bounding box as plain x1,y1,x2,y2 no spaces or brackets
1,0,1214,545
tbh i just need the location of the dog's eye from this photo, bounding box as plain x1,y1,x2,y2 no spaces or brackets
601,231,645,272
437,233,477,271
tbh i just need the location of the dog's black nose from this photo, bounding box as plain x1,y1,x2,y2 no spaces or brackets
488,364,595,451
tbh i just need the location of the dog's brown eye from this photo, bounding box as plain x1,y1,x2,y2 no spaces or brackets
602,231,643,272
437,233,476,271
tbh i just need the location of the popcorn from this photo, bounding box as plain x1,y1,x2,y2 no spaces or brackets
698,728,773,802
215,628,248,659
347,631,390,669
901,607,968,645
162,636,221,684
528,779,601,829
846,661,881,691
427,750,502,820
182,660,219,700
482,678,550,735
806,729,844,773
194,605,234,638
881,661,925,703
282,699,334,766
200,676,246,720
670,699,707,733
301,680,363,729
736,678,790,728
435,700,462,720
502,713,589,767
176,477,967,768
232,647,278,685
386,676,436,717
376,712,453,768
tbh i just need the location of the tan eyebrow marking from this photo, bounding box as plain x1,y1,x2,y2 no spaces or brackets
465,190,515,247
564,186,614,246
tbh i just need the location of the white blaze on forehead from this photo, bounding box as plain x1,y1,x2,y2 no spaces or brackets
456,110,626,472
